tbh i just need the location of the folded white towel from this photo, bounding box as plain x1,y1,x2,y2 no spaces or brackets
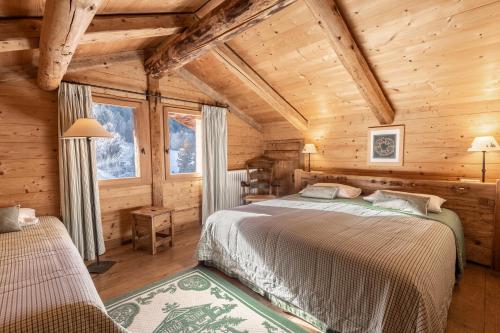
18,208,39,227
19,216,39,227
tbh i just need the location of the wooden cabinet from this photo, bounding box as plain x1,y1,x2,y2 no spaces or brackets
131,206,175,255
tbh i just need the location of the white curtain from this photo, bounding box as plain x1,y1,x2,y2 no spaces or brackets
58,82,105,260
202,105,228,223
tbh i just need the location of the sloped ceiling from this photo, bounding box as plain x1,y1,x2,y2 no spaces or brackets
2,0,500,125
183,0,500,124
0,0,209,16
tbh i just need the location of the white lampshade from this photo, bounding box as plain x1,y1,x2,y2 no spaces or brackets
467,136,500,152
62,118,112,139
302,143,318,154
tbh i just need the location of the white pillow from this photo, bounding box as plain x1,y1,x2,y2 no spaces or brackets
364,190,445,213
312,183,362,199
373,196,430,216
300,186,339,200
18,208,39,227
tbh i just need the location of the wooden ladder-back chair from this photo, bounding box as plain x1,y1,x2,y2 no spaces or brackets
241,156,280,204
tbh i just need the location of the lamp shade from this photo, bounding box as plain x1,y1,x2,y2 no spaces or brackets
467,136,500,152
302,143,318,154
62,118,112,138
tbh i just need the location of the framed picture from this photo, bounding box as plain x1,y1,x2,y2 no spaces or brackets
367,125,405,166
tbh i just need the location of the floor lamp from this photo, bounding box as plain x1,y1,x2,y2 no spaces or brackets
468,136,500,182
63,118,115,274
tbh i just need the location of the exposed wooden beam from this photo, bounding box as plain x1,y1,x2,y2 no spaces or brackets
66,50,145,73
303,0,395,125
212,44,308,131
0,50,144,83
0,14,194,54
176,67,263,132
37,0,103,91
83,14,194,45
0,19,40,53
145,0,297,77
195,0,225,19
147,76,165,206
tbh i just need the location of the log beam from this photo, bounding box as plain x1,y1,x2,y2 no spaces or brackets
145,0,296,77
0,15,194,54
176,67,263,132
37,0,103,90
0,50,144,84
147,76,165,206
303,0,395,124
212,44,308,131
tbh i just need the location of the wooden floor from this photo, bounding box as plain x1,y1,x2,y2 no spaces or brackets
93,227,500,333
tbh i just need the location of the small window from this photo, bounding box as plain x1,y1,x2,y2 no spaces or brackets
93,102,140,180
165,109,202,176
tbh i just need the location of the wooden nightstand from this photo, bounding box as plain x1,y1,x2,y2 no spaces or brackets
131,206,175,255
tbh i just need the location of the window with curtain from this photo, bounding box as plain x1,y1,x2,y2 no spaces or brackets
164,107,202,176
93,102,139,180
91,95,151,186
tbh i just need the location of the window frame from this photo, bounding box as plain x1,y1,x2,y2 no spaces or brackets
163,106,202,180
92,94,151,187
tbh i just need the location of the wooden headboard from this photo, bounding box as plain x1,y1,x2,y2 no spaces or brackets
294,169,500,269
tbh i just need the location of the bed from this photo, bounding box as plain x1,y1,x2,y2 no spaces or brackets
197,170,498,333
0,216,126,333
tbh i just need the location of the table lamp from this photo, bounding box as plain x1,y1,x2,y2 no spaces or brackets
63,118,115,273
467,136,500,182
302,143,317,172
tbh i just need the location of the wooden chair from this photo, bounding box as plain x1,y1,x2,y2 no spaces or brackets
241,156,280,204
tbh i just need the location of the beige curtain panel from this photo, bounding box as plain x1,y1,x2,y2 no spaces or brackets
202,105,228,223
58,82,105,260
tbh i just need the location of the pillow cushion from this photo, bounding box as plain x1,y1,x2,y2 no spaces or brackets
300,186,339,200
0,205,21,233
311,183,362,199
373,197,430,216
364,190,445,213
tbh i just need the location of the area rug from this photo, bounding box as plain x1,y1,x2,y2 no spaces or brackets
105,266,308,333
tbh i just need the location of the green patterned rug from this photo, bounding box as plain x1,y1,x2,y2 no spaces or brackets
105,266,308,333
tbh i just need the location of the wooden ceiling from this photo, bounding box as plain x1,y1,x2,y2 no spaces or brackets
1,0,500,127
0,0,209,16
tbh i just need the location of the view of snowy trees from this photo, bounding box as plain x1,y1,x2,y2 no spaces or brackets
168,113,199,174
93,103,138,180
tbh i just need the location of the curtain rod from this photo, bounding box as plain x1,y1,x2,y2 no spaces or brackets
61,80,230,110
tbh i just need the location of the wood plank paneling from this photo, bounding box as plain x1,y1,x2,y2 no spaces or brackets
262,105,500,181
228,112,264,170
0,78,59,216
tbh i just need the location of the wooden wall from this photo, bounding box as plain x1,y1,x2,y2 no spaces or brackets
0,55,264,248
0,78,59,216
262,106,500,181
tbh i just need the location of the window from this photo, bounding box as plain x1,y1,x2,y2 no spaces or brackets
165,108,202,176
93,103,139,180
92,95,150,186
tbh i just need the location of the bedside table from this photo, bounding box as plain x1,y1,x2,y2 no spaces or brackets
131,206,175,255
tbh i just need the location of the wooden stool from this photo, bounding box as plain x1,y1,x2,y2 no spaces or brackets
131,206,175,255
